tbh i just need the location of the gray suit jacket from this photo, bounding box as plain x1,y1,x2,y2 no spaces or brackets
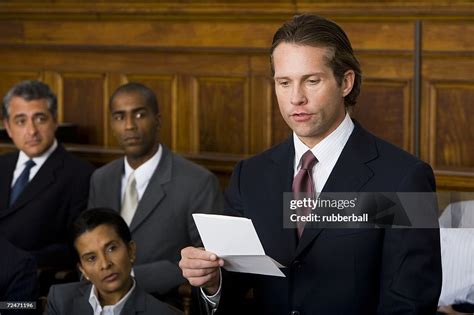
44,281,182,315
88,146,223,295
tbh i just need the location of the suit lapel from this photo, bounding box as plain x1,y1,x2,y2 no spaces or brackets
129,146,171,233
294,122,378,258
0,146,64,219
267,137,298,260
72,284,94,315
0,152,17,211
107,160,124,212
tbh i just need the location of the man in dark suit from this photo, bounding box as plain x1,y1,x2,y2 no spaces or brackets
179,14,442,314
88,83,223,306
0,237,37,310
0,80,94,269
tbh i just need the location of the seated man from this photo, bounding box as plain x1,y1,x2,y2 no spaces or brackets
88,82,223,305
438,201,474,315
44,208,181,315
0,80,94,269
0,236,37,315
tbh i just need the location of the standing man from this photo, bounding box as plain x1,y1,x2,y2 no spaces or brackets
179,14,442,314
0,80,94,269
88,82,223,306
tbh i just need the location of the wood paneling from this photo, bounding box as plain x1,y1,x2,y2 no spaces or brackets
0,1,473,191
352,80,411,151
430,83,474,169
62,72,106,145
197,76,248,155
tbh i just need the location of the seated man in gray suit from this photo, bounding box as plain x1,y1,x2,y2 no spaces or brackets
88,82,223,307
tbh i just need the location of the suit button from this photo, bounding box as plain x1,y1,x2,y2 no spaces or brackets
292,260,302,269
291,311,300,315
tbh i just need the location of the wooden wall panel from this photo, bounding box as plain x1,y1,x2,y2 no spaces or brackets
0,1,473,191
429,83,474,170
61,73,106,145
352,80,411,151
196,77,248,155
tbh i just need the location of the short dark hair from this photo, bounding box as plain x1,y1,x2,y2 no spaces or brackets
270,14,362,107
109,82,159,114
2,80,58,118
70,208,131,261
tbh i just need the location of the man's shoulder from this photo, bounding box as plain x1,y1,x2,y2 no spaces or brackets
169,150,215,178
0,150,18,165
91,158,123,179
59,146,94,171
240,136,292,167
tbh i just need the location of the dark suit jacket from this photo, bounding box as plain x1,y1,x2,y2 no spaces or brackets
0,144,94,268
0,237,37,303
217,122,442,315
88,145,223,297
44,281,183,315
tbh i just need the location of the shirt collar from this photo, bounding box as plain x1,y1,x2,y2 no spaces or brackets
88,278,136,315
293,113,354,170
17,139,58,168
123,144,162,192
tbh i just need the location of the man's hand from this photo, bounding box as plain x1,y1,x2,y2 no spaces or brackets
179,246,224,295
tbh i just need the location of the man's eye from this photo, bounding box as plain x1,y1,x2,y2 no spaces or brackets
86,255,96,262
279,81,289,87
107,245,116,252
34,116,47,123
135,112,146,119
113,115,124,121
307,79,320,85
15,119,26,126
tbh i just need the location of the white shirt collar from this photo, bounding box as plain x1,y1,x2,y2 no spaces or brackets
294,113,354,169
293,113,354,192
88,278,136,315
122,144,162,200
12,140,58,186
17,139,58,168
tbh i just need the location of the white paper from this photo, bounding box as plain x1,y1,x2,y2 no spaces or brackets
193,214,286,277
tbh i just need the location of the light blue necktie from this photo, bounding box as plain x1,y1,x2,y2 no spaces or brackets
9,159,36,206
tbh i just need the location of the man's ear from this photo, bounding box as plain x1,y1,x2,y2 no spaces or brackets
155,112,161,131
342,70,355,97
3,118,12,138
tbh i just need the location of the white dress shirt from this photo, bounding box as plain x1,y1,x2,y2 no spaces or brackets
438,201,474,306
11,139,58,187
121,144,162,201
293,113,354,193
202,113,355,310
88,278,136,315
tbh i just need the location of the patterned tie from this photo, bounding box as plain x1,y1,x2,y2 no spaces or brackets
9,159,36,206
121,172,138,226
292,150,318,238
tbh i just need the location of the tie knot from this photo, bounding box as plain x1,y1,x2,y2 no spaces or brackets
300,150,317,170
25,159,36,169
127,172,136,184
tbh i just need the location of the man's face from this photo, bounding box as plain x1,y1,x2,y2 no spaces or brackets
110,92,160,160
3,96,57,158
273,43,354,148
76,224,136,298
